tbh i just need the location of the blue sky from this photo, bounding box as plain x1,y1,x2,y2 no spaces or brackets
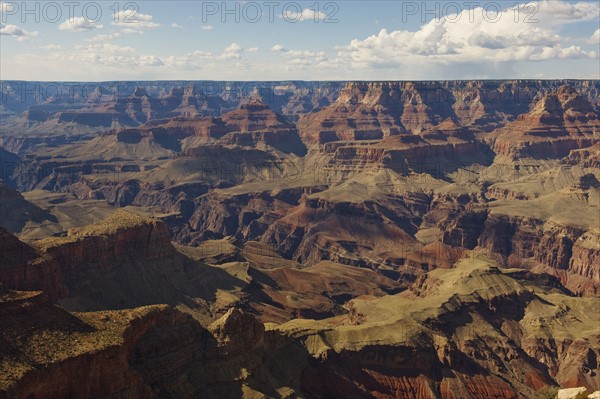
1,0,599,80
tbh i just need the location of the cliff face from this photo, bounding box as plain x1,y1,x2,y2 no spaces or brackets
438,211,600,296
186,188,307,242
2,210,229,314
186,186,426,272
562,143,600,169
13,100,306,194
113,99,298,143
490,85,600,159
33,209,174,269
1,210,178,303
297,82,407,145
0,229,66,301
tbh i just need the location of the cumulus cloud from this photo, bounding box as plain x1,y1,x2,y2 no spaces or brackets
139,55,164,66
271,44,286,52
221,43,243,59
163,50,214,69
332,0,598,69
530,45,595,61
59,17,103,32
282,8,326,22
530,0,600,25
270,46,328,69
0,23,38,40
111,12,160,31
171,23,183,29
201,25,214,31
590,29,600,44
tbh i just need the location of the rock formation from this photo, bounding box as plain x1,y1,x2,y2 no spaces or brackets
1,79,599,398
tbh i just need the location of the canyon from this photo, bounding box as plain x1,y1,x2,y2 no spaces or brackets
1,80,599,398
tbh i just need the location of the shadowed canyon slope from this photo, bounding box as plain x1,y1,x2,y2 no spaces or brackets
1,80,599,398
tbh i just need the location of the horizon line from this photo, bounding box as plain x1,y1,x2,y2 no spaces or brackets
2,78,599,84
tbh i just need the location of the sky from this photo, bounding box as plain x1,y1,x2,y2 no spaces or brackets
1,0,599,81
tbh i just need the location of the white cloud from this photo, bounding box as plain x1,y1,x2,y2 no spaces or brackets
191,50,213,58
284,50,326,59
589,29,600,44
282,8,326,22
201,25,214,31
111,12,160,31
247,47,259,53
41,44,64,50
0,23,38,41
530,45,596,61
163,50,214,68
530,0,600,25
139,55,164,66
59,17,103,32
270,46,328,69
332,0,598,69
221,43,243,59
171,23,183,29
271,44,286,52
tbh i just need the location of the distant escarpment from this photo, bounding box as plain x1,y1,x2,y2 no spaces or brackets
297,80,598,147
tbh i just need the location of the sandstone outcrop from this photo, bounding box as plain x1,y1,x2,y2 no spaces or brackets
556,387,589,399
